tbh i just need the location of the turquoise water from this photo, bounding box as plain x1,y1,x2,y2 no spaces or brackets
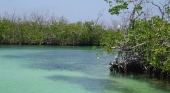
0,45,170,93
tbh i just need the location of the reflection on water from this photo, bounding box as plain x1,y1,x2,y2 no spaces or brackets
0,45,170,93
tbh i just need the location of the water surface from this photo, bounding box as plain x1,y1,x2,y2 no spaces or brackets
0,45,169,93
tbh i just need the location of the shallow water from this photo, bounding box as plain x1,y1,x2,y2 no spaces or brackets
0,45,169,93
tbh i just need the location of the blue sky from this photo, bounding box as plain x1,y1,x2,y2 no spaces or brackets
0,0,164,23
0,0,120,23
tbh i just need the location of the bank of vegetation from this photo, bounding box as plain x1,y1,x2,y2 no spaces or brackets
0,12,116,46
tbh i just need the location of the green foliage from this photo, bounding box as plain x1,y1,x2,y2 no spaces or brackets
105,0,128,15
105,0,144,15
0,17,111,46
100,29,124,54
166,6,170,14
101,16,170,71
134,5,142,11
104,0,170,72
124,17,169,71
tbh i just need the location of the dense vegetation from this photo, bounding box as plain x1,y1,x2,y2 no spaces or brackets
0,13,116,46
103,0,170,78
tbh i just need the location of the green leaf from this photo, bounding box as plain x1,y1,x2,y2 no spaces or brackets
135,5,142,11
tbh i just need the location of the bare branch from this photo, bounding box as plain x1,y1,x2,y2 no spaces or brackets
11,9,16,22
150,0,170,19
94,10,104,26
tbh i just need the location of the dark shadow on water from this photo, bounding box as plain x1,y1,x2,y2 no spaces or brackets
1,46,96,60
2,51,78,59
26,62,85,71
46,75,136,93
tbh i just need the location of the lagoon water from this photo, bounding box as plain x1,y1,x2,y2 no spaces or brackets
0,45,170,93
